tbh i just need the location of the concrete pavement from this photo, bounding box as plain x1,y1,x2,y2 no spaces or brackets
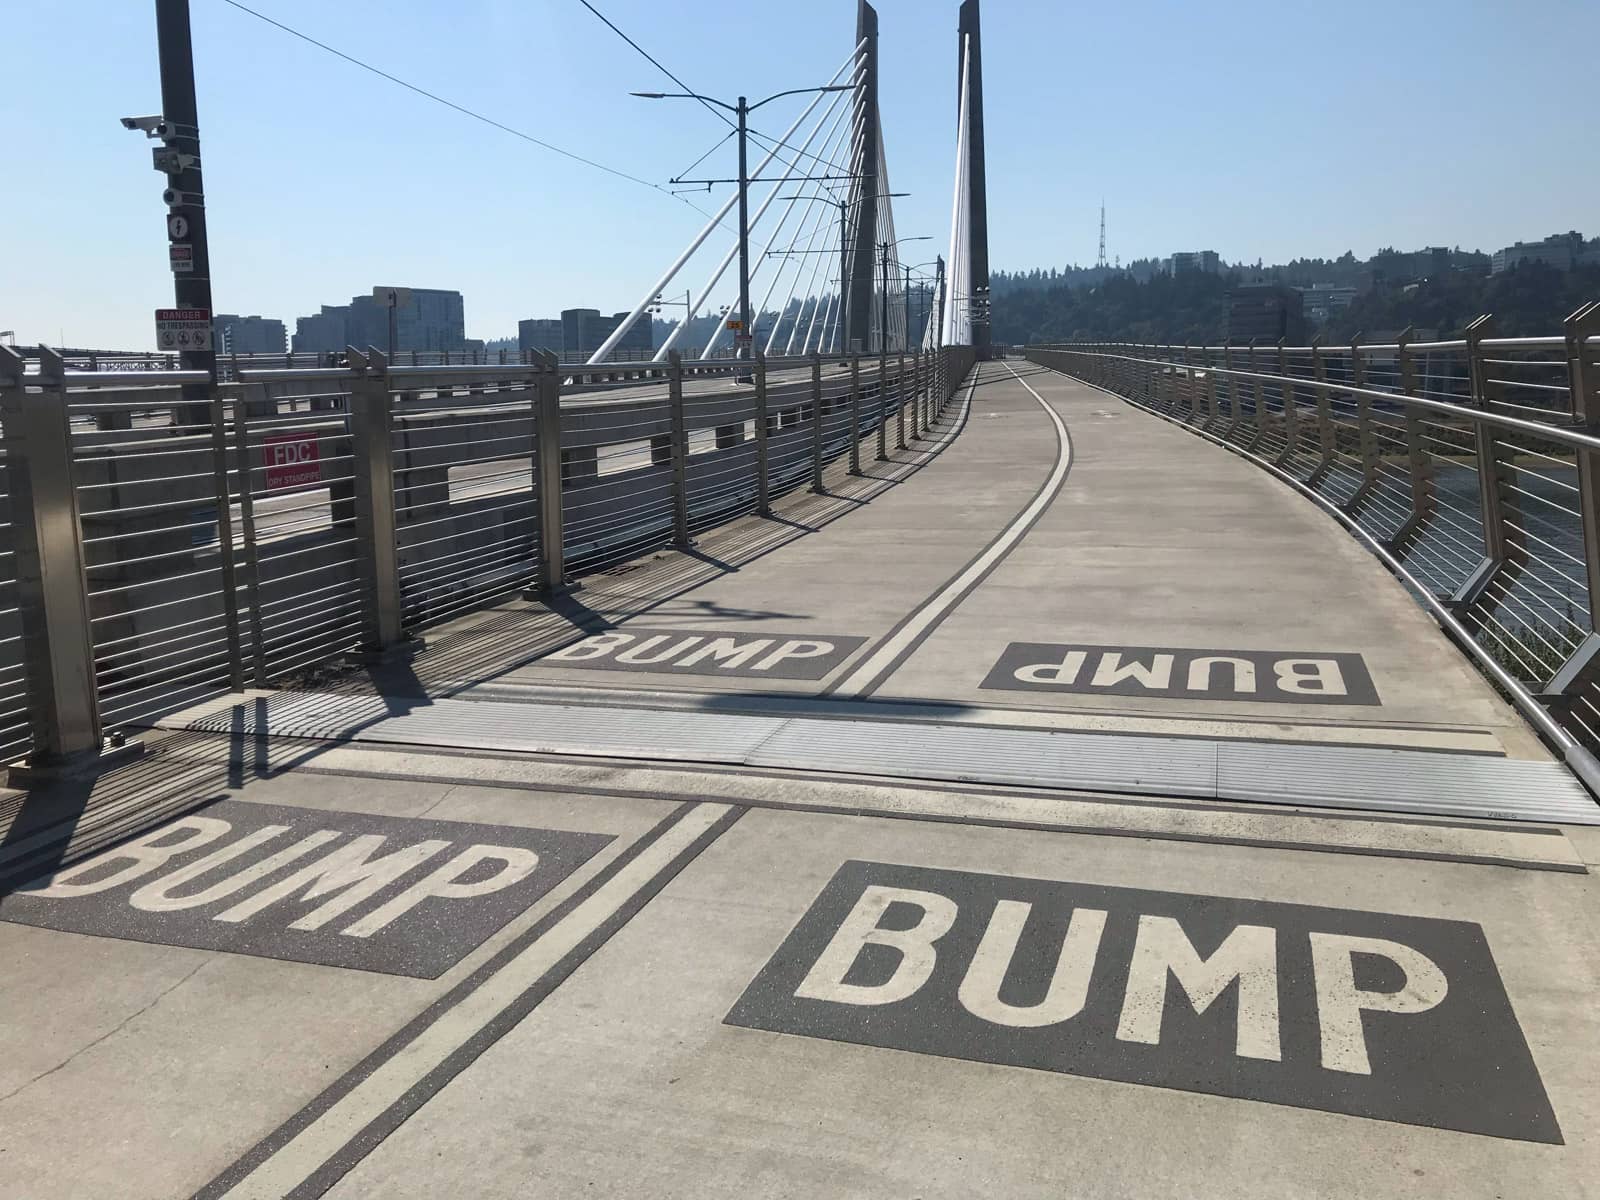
3,359,1598,1198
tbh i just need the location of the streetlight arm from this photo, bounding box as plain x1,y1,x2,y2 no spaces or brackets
630,91,739,113
748,84,852,111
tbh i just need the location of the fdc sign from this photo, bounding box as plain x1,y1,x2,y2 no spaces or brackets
263,432,324,491
726,861,1558,1142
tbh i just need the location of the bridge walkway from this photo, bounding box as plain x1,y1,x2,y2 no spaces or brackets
2,360,1598,1198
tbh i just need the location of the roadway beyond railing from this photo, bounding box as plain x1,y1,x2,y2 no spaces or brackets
1028,302,1600,789
0,343,975,771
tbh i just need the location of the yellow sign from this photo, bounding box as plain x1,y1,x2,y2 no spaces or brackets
725,320,743,331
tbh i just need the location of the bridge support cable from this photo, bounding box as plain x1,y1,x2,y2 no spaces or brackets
659,62,862,361
587,40,865,365
702,85,860,358
770,167,855,356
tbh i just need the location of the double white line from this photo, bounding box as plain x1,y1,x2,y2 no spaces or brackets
831,360,1072,697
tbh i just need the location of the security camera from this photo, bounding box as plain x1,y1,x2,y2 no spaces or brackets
162,187,202,209
121,114,171,138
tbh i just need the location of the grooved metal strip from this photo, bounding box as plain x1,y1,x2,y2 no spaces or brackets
180,691,778,764
748,718,1219,798
1218,743,1599,825
164,691,1600,826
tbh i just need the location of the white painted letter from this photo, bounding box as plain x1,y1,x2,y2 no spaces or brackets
20,817,233,898
615,635,702,665
1116,915,1281,1061
1274,659,1348,697
545,632,633,662
1310,932,1448,1075
753,640,835,672
213,835,450,928
958,900,1107,1027
129,829,342,912
1093,652,1176,691
1015,650,1087,685
341,845,540,937
675,637,775,669
1187,656,1257,695
794,885,957,1006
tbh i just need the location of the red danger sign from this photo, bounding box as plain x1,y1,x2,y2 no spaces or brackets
263,433,322,490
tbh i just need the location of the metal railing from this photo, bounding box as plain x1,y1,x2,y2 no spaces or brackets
1027,302,1600,787
0,342,974,768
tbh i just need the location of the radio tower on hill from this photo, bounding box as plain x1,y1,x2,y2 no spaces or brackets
1096,201,1108,269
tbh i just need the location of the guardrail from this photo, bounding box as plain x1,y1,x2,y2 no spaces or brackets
1027,303,1600,786
0,342,974,772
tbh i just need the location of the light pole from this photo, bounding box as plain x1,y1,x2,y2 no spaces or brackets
878,237,931,353
633,85,852,380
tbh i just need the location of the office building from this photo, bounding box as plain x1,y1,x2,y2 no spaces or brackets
1299,284,1359,324
560,308,652,360
1492,236,1579,275
1169,250,1221,275
290,288,468,355
1227,284,1306,344
292,306,347,353
213,314,287,355
519,319,563,355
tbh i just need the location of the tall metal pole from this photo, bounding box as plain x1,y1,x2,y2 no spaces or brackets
838,199,851,362
155,0,215,424
879,242,889,357
736,96,752,381
904,265,912,351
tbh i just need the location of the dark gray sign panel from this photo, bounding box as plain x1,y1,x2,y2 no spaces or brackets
0,800,611,978
726,861,1557,1142
536,628,867,681
981,642,1380,706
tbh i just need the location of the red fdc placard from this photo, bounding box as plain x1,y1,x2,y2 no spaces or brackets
263,432,322,490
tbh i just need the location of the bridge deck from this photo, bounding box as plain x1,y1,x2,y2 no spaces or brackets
2,361,1597,1198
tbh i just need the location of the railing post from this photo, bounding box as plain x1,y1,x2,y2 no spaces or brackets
915,345,928,438
1307,335,1336,486
1275,338,1297,467
347,347,405,652
1244,339,1265,449
895,352,907,450
0,347,104,767
233,385,269,685
876,348,890,462
754,350,772,514
1387,327,1436,554
1450,315,1517,615
848,355,862,474
810,353,825,493
208,384,244,691
1345,335,1381,509
668,350,690,545
1542,302,1600,701
534,350,566,593
1220,344,1239,440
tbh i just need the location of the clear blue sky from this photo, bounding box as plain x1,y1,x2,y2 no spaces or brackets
5,0,1593,348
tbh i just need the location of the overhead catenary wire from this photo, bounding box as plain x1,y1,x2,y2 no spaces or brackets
217,0,725,225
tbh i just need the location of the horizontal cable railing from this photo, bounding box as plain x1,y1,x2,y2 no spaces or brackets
0,342,974,769
1026,301,1600,789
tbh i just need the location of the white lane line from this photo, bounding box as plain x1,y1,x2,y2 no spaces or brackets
830,360,1071,697
225,802,733,1200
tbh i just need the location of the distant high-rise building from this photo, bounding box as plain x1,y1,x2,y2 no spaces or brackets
292,305,347,354
1227,285,1306,344
1169,250,1221,275
518,318,563,355
1298,284,1359,324
560,308,652,360
213,314,287,355
1492,236,1580,275
290,288,467,355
